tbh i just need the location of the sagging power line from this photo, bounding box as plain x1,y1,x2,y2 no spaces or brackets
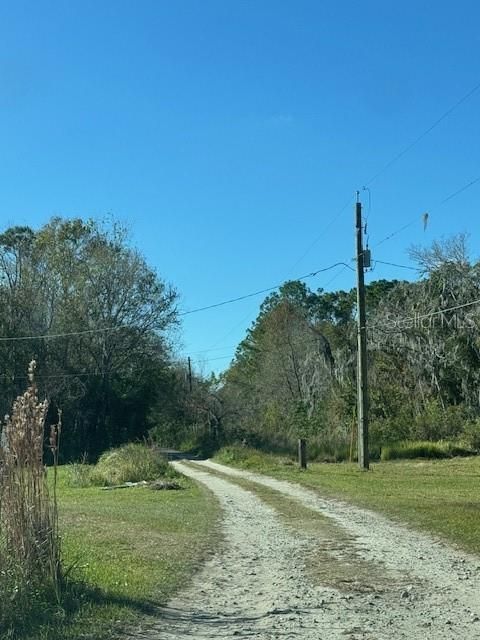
179,262,355,317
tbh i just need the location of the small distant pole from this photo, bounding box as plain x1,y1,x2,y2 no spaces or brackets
349,407,356,463
187,357,193,393
355,194,369,470
298,438,307,469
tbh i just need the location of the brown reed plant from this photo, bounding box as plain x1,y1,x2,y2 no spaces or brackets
0,360,62,608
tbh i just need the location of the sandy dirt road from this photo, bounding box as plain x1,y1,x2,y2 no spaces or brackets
135,460,480,639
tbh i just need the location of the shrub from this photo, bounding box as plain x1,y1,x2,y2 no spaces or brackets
215,445,278,469
412,401,468,441
380,440,474,461
462,419,480,451
90,443,176,486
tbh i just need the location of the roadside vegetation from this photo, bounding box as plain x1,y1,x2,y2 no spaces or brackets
2,218,480,634
0,374,219,640
65,443,178,487
0,362,62,638
2,458,219,639
54,463,219,640
213,445,480,556
174,235,480,464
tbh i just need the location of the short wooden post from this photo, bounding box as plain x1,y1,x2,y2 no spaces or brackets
298,438,307,469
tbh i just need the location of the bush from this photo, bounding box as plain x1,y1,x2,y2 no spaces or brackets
215,445,279,469
381,440,474,461
412,401,468,441
91,443,177,486
462,419,480,451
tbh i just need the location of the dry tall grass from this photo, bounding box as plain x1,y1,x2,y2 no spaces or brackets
0,361,62,630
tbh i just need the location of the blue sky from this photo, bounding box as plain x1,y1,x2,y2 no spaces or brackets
1,1,479,373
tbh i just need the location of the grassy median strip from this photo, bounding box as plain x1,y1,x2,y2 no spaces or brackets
18,467,220,640
213,447,480,556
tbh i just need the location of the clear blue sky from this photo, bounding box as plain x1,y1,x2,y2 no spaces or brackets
1,1,479,373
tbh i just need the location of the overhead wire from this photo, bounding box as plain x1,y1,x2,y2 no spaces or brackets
201,196,356,356
410,297,480,321
0,325,125,342
440,175,480,205
186,80,480,365
364,79,480,186
372,172,480,251
367,296,480,335
0,370,124,382
188,164,480,361
178,262,354,317
288,80,480,276
286,197,353,274
3,84,477,366
0,263,356,344
194,295,480,364
373,260,418,271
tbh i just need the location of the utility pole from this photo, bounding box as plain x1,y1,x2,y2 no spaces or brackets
355,194,369,470
187,357,193,393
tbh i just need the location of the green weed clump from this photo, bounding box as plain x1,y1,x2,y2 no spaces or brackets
380,440,474,461
64,459,94,488
215,445,257,466
90,443,177,486
215,445,285,470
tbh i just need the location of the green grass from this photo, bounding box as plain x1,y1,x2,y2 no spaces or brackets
14,466,220,640
213,445,480,556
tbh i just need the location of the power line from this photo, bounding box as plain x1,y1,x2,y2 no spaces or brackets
0,371,109,382
372,172,480,250
195,296,480,364
368,297,480,334
365,79,480,186
373,260,418,271
440,175,480,205
287,197,353,273
0,325,125,343
179,262,355,317
190,344,238,355
187,81,480,359
415,297,480,320
0,263,357,344
193,354,235,364
188,261,362,359
293,81,480,276
373,217,421,249
319,262,351,290
192,82,480,355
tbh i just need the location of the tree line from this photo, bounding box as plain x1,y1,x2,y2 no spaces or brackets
2,219,477,461
214,234,480,459
0,217,191,460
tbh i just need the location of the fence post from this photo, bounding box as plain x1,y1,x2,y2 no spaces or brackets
298,438,307,469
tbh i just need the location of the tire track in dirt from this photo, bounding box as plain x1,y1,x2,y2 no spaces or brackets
133,460,480,639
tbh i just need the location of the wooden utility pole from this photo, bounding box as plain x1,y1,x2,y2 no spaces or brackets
187,357,193,393
355,195,369,470
298,438,307,469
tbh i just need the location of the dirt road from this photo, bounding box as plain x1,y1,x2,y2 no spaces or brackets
139,460,480,639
